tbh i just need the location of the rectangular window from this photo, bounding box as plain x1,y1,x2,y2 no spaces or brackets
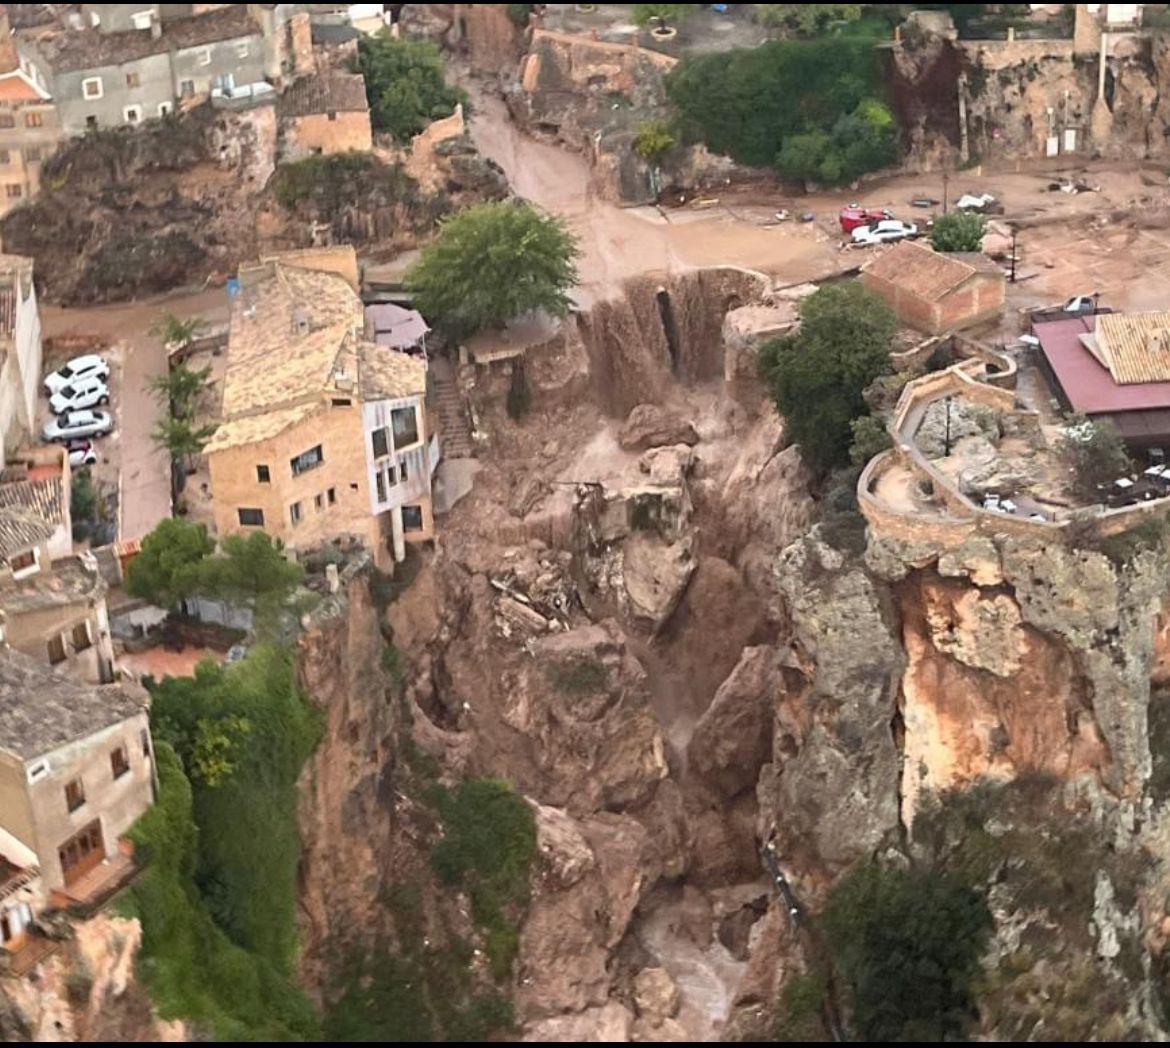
123,105,142,124
290,501,302,525
290,444,324,476
237,507,264,527
180,79,195,98
24,147,41,162
331,397,351,407
157,101,172,117
47,635,66,664
110,746,129,780
0,150,9,164
385,462,397,486
140,728,151,759
5,184,21,199
23,112,41,128
314,493,323,511
371,427,389,459
328,111,337,122
0,115,11,129
9,548,36,574
72,622,91,652
402,505,424,532
327,487,337,505
235,42,250,58
198,47,212,67
391,405,419,449
125,72,140,88
26,759,49,784
65,778,85,813
375,469,386,502
399,458,409,483
82,77,103,100
256,464,270,484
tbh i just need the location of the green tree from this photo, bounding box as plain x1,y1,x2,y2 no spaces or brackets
931,210,987,252
632,119,677,162
759,283,896,473
506,3,535,27
196,531,304,626
356,34,468,142
70,466,98,542
756,4,863,35
824,861,992,1041
151,311,205,349
633,4,693,31
151,361,212,420
152,416,217,472
408,200,580,337
849,413,892,466
666,38,897,175
125,517,215,609
1058,414,1133,499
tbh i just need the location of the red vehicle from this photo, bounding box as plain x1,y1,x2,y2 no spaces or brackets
839,205,892,233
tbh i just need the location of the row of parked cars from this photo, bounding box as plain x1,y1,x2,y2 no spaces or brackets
838,206,919,246
40,353,112,467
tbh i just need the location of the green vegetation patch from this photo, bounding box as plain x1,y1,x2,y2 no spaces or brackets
356,35,468,142
430,778,537,980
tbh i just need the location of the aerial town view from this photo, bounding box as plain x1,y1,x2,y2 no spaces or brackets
9,1,1170,1042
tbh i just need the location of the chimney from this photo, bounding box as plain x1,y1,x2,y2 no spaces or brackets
0,9,19,77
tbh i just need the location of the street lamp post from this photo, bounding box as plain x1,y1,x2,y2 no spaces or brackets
1010,226,1018,284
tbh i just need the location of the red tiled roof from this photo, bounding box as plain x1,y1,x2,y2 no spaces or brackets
862,241,1002,303
1035,315,1170,413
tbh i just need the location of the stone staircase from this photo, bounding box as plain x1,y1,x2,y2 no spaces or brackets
430,360,474,460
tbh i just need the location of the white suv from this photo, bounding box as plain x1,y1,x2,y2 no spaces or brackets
49,375,110,415
43,354,110,396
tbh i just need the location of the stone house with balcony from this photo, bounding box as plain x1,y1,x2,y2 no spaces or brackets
16,5,276,134
0,649,153,906
0,446,117,686
205,247,439,568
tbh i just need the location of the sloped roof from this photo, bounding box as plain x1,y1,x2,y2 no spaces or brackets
278,73,369,118
0,648,146,761
366,302,428,349
0,506,51,561
206,257,426,453
0,474,64,531
29,6,260,73
862,240,1002,303
1086,310,1170,385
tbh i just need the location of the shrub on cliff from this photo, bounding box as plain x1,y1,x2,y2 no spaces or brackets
824,861,992,1041
1057,413,1133,500
759,282,895,473
126,517,215,610
931,210,987,253
408,200,580,337
356,34,468,142
665,37,897,181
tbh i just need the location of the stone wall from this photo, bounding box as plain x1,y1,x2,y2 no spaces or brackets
281,109,372,161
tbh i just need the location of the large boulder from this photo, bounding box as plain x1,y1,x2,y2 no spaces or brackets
633,968,681,1026
687,646,780,799
619,404,699,452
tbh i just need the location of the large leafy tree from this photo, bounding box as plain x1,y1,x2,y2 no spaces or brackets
196,531,304,623
931,211,987,253
759,282,895,473
824,861,992,1041
756,4,863,35
125,517,215,609
356,34,468,142
408,201,580,337
666,37,897,180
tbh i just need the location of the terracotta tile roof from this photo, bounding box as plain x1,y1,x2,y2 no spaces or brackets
278,73,369,118
29,6,260,73
207,257,425,453
862,241,1002,303
0,648,147,761
1087,310,1170,385
0,506,52,561
0,71,46,101
0,470,63,559
5,4,58,30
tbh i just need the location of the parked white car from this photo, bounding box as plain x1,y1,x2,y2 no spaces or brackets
851,219,919,246
42,409,113,443
43,354,110,396
49,375,110,415
67,440,98,467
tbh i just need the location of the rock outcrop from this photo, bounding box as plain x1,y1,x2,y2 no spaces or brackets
618,404,699,452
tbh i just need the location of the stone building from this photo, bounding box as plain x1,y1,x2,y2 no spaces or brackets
17,5,274,134
205,247,440,568
861,240,1006,335
0,649,152,904
276,71,371,160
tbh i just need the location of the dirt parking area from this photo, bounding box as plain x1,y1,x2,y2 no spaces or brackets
40,286,229,543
